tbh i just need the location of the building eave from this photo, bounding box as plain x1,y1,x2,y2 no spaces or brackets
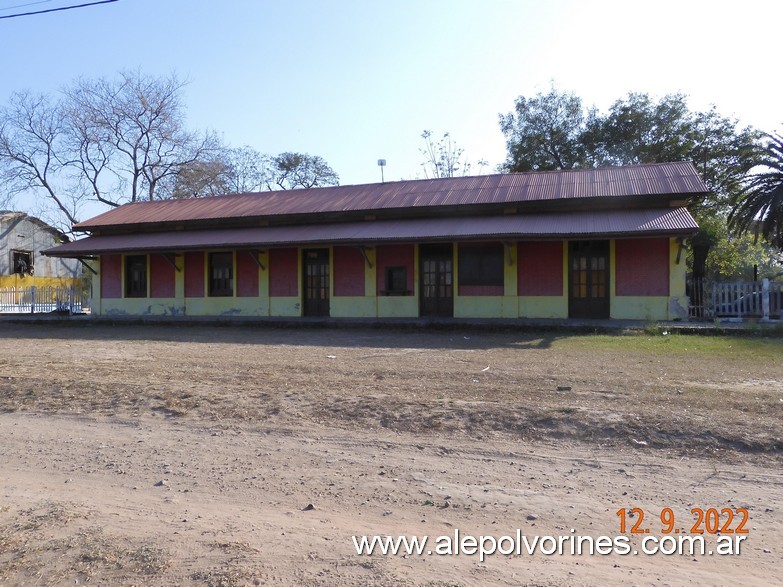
45,208,699,258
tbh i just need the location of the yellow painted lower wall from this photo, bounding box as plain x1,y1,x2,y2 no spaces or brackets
94,293,685,321
612,296,690,321
519,296,568,319
611,297,670,321
377,296,418,318
185,297,269,317
500,296,520,318
455,297,501,318
102,298,185,317
331,297,377,318
269,297,300,317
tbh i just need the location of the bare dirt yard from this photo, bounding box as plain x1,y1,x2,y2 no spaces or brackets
1,322,782,586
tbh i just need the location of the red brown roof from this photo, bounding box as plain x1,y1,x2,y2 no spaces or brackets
74,162,707,230
47,208,698,257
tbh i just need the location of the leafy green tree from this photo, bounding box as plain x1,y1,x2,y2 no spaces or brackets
500,87,761,210
499,87,588,172
582,93,695,167
729,132,783,250
690,213,782,281
499,87,767,279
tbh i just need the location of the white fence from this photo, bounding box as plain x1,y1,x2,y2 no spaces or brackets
711,278,782,320
0,286,86,314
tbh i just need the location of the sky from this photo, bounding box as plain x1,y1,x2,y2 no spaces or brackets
1,0,781,218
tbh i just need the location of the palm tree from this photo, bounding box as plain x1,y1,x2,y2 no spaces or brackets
729,132,783,249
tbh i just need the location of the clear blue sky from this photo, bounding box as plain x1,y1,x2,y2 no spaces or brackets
1,0,781,200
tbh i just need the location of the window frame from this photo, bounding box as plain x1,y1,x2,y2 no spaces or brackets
124,254,148,298
384,266,409,296
11,250,33,276
457,244,504,287
208,251,234,297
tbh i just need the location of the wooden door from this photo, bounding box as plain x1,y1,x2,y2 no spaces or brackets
303,249,330,317
419,244,453,317
569,240,610,319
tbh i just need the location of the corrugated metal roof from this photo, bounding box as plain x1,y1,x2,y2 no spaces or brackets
0,210,69,240
74,162,707,230
47,207,698,257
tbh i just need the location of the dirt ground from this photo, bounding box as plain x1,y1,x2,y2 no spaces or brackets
1,323,782,586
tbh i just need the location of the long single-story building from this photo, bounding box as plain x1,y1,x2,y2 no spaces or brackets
44,162,704,321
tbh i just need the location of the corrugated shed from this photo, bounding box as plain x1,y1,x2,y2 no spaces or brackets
47,207,698,257
1,210,70,240
73,162,707,230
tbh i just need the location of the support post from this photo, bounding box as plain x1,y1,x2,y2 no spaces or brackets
79,259,98,275
248,250,266,271
160,253,181,272
503,242,513,266
358,246,373,269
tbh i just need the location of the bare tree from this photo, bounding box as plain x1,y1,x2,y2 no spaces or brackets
265,152,339,190
170,156,234,199
0,91,82,224
1,72,343,229
225,145,268,193
64,70,219,205
165,146,343,198
419,130,487,178
0,70,220,229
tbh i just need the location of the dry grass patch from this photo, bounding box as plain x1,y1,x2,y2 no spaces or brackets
0,501,169,585
192,566,251,587
1,325,782,459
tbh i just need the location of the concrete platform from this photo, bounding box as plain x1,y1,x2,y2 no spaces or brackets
0,312,780,336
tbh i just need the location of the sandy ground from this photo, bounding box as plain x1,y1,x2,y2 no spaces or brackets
1,324,782,586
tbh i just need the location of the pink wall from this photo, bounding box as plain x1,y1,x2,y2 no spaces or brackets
333,246,365,296
184,252,204,298
269,248,298,296
236,251,259,297
150,255,175,298
616,238,669,296
376,244,415,294
100,254,122,298
518,241,563,296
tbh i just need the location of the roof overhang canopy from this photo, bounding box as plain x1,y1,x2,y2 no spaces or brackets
45,208,698,257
